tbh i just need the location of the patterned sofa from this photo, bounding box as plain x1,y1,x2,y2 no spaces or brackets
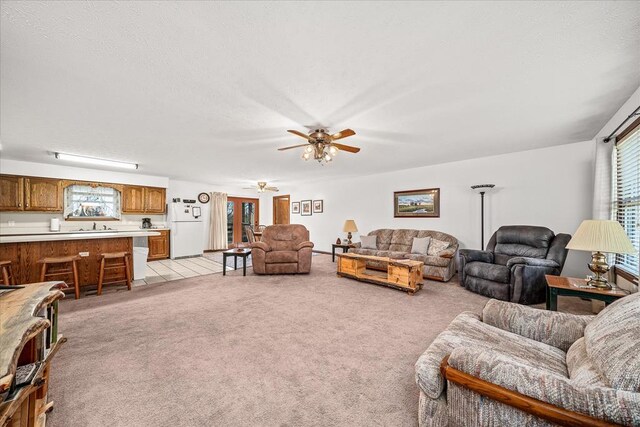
349,229,458,281
415,292,640,426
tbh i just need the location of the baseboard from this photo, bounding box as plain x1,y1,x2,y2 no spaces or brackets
313,250,331,255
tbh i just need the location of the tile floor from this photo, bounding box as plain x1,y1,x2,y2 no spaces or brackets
132,256,234,287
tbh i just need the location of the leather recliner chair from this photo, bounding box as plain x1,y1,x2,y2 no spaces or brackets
458,225,571,304
251,224,314,274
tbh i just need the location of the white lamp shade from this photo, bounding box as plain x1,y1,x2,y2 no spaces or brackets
566,220,636,254
343,220,358,233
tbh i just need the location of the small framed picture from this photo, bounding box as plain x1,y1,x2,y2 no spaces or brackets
301,200,312,216
313,200,323,213
291,202,300,214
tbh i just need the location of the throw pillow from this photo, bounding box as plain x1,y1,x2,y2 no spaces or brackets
360,235,377,249
427,238,450,256
411,237,431,254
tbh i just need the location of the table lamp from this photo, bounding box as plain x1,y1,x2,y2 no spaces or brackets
343,220,358,245
565,220,636,289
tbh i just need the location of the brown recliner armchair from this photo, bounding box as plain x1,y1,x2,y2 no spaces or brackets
251,224,314,274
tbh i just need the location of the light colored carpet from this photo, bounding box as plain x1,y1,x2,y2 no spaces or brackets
48,254,591,426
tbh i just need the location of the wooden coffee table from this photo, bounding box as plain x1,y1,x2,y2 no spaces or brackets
545,275,629,311
336,253,423,295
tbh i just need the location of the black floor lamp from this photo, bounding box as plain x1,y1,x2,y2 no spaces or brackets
471,184,495,249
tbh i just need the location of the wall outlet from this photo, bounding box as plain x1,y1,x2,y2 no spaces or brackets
79,252,90,257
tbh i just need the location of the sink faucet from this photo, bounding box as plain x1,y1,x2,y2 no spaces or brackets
103,225,107,230
93,222,97,230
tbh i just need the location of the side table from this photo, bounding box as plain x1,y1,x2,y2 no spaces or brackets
545,275,628,311
222,248,251,276
332,243,353,262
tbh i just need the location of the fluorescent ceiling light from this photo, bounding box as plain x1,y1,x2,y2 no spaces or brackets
54,152,138,170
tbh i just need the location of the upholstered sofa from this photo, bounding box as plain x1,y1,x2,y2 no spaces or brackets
349,229,458,281
251,224,314,274
415,293,640,426
458,225,571,304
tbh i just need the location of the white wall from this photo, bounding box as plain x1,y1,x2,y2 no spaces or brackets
0,158,169,187
166,179,261,251
595,85,640,140
282,141,594,277
0,159,264,251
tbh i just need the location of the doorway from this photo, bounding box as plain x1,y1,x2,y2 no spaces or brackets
273,195,290,225
227,197,260,247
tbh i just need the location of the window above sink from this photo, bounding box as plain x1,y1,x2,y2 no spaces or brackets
64,185,121,220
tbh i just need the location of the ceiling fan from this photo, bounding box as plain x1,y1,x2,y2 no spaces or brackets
243,181,279,193
278,128,359,163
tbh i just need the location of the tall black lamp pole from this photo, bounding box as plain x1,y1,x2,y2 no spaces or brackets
471,184,495,249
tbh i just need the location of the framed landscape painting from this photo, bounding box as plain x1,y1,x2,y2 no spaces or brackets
301,200,312,216
291,202,300,214
394,188,440,218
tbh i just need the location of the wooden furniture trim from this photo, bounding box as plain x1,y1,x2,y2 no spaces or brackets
147,229,170,260
24,177,63,212
0,282,66,394
0,337,67,425
544,275,628,297
272,194,291,225
614,265,639,284
615,116,640,145
336,253,423,294
0,173,167,214
439,356,618,427
0,175,25,211
227,197,260,246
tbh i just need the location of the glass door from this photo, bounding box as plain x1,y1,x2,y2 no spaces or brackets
227,197,259,247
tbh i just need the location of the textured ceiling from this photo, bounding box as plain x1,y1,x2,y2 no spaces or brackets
1,1,639,186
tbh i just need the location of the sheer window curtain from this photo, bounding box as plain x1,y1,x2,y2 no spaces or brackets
592,137,615,220
592,137,617,286
209,192,228,250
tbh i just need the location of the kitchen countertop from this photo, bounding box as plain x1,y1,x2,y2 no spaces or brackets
0,230,161,244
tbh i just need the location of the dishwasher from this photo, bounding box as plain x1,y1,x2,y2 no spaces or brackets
132,236,149,280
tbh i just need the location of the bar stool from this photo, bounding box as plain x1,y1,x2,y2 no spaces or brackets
97,252,131,296
0,260,16,285
39,255,81,299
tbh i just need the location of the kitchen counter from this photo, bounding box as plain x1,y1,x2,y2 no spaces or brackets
0,230,161,244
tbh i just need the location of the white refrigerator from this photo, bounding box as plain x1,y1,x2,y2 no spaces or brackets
170,202,204,259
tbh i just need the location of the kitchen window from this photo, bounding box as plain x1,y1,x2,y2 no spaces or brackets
613,122,640,277
64,185,121,220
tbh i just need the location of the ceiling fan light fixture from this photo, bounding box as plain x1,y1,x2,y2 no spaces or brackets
329,146,338,156
302,152,311,161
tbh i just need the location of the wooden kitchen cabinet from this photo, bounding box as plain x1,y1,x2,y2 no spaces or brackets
148,230,170,260
0,175,24,211
24,177,62,211
144,187,166,213
122,185,145,213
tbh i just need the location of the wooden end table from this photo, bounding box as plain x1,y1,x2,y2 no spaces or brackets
545,275,628,311
332,243,353,262
222,248,251,276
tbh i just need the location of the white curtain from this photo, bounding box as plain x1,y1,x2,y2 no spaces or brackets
209,192,228,250
591,137,616,288
592,137,615,220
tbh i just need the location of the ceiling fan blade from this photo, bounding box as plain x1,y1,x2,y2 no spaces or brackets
265,187,279,192
332,143,360,153
278,144,309,151
242,187,256,190
287,130,311,140
331,129,356,141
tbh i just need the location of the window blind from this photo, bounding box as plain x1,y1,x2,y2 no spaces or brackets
614,124,640,276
